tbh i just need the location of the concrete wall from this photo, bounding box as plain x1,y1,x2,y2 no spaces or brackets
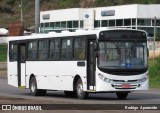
137,4,160,18
40,4,160,23
41,8,82,23
0,37,8,44
94,4,137,20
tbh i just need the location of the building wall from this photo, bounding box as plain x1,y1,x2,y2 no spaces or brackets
40,8,81,22
40,4,160,36
82,9,94,29
137,4,160,18
94,4,137,20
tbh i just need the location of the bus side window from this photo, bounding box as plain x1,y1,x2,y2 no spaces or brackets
49,39,60,60
38,40,48,60
61,38,73,60
74,38,86,60
9,43,17,61
27,41,38,60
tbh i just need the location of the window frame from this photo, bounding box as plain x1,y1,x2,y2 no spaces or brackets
124,19,131,26
27,40,38,61
38,39,49,61
94,20,100,27
9,42,18,62
137,19,151,26
116,19,123,26
73,21,78,28
102,20,108,27
73,37,87,60
60,37,73,60
9,34,96,62
109,20,115,26
48,38,60,61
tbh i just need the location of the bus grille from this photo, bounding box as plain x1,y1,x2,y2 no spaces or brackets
112,79,139,83
111,84,140,89
110,79,141,89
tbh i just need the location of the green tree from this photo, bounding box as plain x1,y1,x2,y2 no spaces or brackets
57,0,79,9
0,0,15,14
6,0,16,7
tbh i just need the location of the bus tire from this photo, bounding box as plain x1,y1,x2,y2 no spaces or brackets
30,77,46,96
116,92,128,100
64,91,77,98
76,79,88,99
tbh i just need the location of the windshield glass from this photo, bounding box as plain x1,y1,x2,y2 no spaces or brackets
98,41,148,69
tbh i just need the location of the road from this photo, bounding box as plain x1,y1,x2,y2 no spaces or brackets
0,77,159,113
0,77,160,104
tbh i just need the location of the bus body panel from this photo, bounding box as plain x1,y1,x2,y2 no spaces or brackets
7,28,149,97
8,62,18,87
20,63,26,86
25,61,87,91
96,67,148,91
96,79,148,92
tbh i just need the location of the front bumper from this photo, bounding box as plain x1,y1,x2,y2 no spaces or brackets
96,79,149,92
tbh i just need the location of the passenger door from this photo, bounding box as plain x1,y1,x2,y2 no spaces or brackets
17,43,26,88
87,40,96,90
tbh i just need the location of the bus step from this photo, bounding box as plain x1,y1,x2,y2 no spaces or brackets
18,86,26,89
87,90,96,92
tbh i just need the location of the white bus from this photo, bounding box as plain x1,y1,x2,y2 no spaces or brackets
8,28,149,99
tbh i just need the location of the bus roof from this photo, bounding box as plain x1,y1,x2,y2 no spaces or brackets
8,28,146,42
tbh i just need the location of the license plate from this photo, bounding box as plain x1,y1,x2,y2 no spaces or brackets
121,84,131,88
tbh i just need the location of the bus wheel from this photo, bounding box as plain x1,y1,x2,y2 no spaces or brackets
64,91,77,98
116,92,128,99
30,77,46,96
76,79,88,99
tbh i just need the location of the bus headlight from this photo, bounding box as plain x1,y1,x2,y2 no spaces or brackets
138,76,148,83
98,73,112,83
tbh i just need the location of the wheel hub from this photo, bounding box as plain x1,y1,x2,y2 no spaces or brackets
31,82,35,93
77,84,83,96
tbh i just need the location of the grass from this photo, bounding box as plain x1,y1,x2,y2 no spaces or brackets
0,44,7,62
149,57,160,88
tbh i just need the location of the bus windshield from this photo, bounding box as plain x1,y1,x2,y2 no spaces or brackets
98,41,148,69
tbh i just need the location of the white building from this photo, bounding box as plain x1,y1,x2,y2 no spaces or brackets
40,4,160,36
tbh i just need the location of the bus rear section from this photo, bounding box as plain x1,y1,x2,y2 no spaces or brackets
7,33,97,99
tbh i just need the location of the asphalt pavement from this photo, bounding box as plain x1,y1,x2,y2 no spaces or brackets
0,62,160,112
0,78,160,104
0,77,160,112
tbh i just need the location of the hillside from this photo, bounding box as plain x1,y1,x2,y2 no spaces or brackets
0,0,160,29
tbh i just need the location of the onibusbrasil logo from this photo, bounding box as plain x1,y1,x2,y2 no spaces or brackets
1,105,42,111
